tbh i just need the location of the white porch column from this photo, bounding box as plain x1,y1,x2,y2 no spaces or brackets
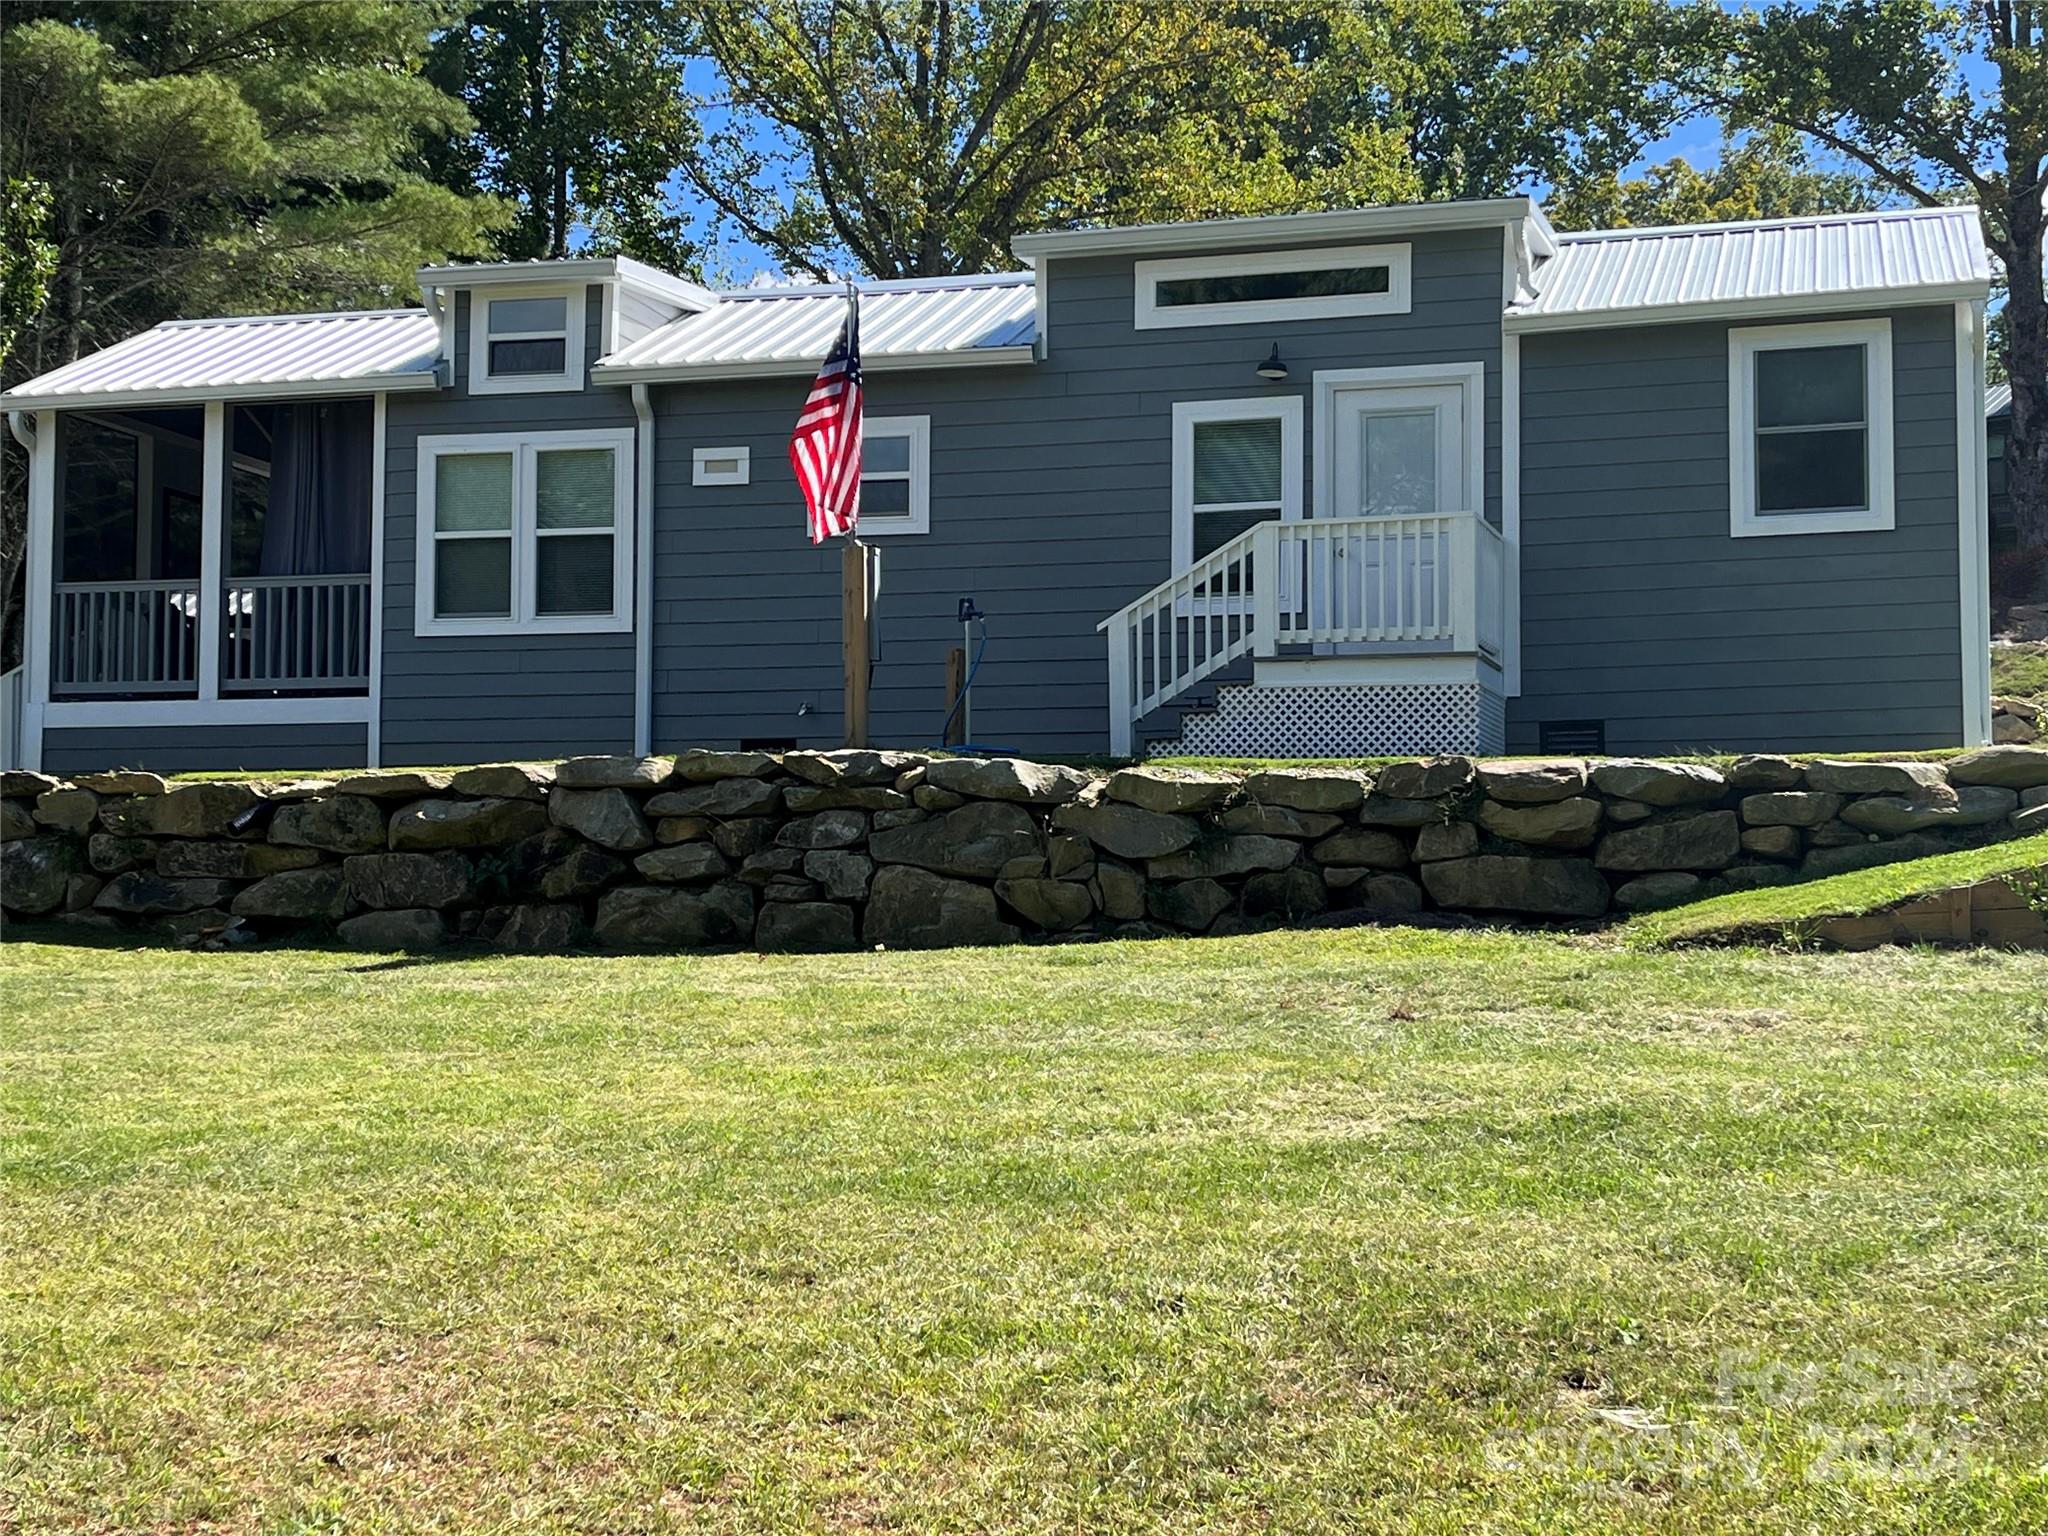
197,400,225,701
21,409,56,769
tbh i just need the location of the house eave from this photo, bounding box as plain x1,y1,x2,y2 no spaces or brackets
1011,198,1540,261
1502,281,1991,335
592,344,1039,386
0,371,441,413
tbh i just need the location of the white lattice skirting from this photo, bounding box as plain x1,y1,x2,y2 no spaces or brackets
1158,681,1505,758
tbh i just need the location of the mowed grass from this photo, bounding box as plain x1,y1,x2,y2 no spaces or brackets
1625,833,2048,947
3,929,2047,1534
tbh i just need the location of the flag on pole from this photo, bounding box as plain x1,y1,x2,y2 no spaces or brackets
790,285,863,544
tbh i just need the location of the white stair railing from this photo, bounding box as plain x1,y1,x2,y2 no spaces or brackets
1101,511,1505,756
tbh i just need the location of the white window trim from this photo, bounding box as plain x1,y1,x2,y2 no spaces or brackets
1135,243,1411,330
857,415,930,535
467,284,585,396
1171,396,1304,583
413,427,635,637
692,445,751,486
1729,317,1894,537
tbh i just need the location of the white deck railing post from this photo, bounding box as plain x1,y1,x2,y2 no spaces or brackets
1105,613,1134,758
1448,514,1478,654
196,401,225,702
1251,520,1281,658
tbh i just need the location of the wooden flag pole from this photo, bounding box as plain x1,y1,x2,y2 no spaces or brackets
841,537,872,747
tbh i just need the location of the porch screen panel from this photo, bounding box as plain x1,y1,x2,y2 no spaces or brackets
1191,418,1283,557
434,452,514,617
534,447,615,615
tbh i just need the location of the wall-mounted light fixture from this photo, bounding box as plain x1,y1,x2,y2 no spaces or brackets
1255,344,1289,382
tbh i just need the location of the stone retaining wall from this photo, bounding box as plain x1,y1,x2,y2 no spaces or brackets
4,747,2047,951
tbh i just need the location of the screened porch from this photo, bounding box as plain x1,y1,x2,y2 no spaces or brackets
48,399,375,701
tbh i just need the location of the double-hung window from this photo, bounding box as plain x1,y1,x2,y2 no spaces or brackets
468,286,584,395
856,415,930,534
1172,397,1303,568
1729,318,1894,536
415,428,634,635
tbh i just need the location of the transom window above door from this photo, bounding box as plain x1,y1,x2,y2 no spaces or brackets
415,427,634,636
1136,244,1411,329
1171,397,1303,569
468,286,585,395
1729,317,1894,536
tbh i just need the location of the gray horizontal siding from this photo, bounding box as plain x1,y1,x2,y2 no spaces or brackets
41,723,368,775
647,226,1508,755
1508,305,1965,754
379,284,637,765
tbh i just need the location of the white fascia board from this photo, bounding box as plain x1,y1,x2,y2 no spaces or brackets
0,372,440,412
417,258,620,288
1010,198,1537,261
590,344,1038,386
615,257,720,312
1503,281,1990,334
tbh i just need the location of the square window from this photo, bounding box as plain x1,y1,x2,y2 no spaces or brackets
468,286,583,395
857,416,930,535
1729,320,1893,537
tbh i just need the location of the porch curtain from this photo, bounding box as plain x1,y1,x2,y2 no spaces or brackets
258,400,373,576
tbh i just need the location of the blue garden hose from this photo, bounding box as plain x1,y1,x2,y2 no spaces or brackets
933,612,1017,755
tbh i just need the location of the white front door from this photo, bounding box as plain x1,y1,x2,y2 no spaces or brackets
1312,383,1468,641
1327,383,1467,519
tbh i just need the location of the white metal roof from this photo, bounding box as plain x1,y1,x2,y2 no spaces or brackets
1507,206,1990,331
1987,380,2012,417
593,273,1038,382
1012,197,1557,261
2,309,441,411
415,254,716,312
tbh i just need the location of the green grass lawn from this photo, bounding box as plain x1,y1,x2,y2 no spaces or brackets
1625,832,2048,948
4,928,2047,1534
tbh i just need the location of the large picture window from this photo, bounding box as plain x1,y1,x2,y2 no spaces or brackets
1729,318,1894,537
414,428,634,635
467,286,585,395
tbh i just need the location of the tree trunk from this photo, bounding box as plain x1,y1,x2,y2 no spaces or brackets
550,17,571,259
2002,193,2048,554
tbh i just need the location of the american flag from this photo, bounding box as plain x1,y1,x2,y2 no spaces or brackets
789,288,862,544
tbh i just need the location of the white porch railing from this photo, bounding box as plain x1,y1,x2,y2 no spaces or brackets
222,575,372,691
52,580,201,695
1101,511,1505,756
51,575,371,697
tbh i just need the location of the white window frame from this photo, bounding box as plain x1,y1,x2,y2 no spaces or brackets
1171,396,1303,614
1135,243,1411,330
857,415,930,535
413,427,635,637
467,284,585,396
1729,317,1894,537
692,445,751,486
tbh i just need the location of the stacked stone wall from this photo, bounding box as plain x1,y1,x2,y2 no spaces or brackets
4,746,2046,950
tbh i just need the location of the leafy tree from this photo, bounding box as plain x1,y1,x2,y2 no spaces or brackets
683,0,1708,279
0,2,506,380
1706,0,2048,550
1267,0,1711,205
1548,128,1883,231
0,177,58,371
682,0,1404,279
424,1,702,270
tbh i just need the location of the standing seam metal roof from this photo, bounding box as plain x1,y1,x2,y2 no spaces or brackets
3,309,440,407
595,274,1037,375
1510,206,1989,326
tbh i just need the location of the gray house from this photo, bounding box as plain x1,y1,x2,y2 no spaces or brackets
1,199,1996,775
